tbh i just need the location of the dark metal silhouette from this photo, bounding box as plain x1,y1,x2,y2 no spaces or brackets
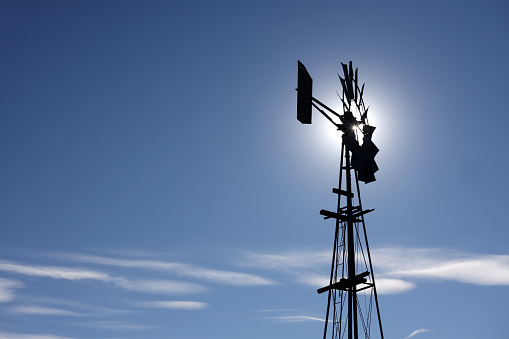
296,61,384,339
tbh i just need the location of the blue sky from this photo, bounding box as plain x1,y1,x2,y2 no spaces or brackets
0,1,508,338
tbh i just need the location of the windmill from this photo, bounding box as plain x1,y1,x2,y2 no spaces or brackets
296,61,384,339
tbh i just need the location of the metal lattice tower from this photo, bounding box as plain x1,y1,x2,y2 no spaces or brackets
296,61,384,339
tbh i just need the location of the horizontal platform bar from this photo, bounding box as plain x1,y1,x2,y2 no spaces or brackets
317,271,370,294
320,209,347,222
352,208,374,219
319,209,364,223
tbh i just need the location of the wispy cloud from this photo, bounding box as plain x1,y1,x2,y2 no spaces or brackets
16,296,131,317
77,320,155,330
373,248,509,286
0,260,207,295
375,278,416,294
0,279,23,302
0,330,75,339
113,278,208,294
141,300,209,310
294,273,329,287
10,306,84,317
0,261,110,281
403,328,430,339
66,254,276,286
272,315,325,322
244,251,330,270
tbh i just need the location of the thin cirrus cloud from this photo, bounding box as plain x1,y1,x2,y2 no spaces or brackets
9,306,84,317
112,277,207,294
77,320,155,331
65,253,276,286
403,328,430,339
0,261,110,281
0,260,207,295
243,251,330,270
271,315,325,322
140,300,209,310
15,296,131,317
0,279,23,303
0,330,75,339
374,279,416,294
372,248,509,286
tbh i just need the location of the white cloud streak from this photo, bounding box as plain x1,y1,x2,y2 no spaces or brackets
0,331,75,339
10,306,84,316
17,296,131,317
77,320,155,330
141,300,209,310
244,251,330,270
0,279,23,302
375,279,416,294
403,328,430,339
272,315,325,322
295,273,329,287
0,260,207,295
67,254,275,286
113,278,207,294
260,308,297,312
0,261,110,281
372,248,509,286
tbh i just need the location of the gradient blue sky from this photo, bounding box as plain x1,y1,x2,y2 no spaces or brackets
1,1,508,338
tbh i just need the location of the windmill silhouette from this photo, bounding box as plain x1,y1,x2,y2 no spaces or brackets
297,61,384,339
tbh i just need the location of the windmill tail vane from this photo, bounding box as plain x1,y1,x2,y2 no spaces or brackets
296,60,384,339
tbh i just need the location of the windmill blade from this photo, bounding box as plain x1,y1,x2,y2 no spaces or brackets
338,75,353,102
340,63,350,95
358,83,365,109
340,63,354,101
337,73,347,104
361,106,369,123
347,68,354,100
338,74,347,93
354,68,359,103
336,91,349,110
341,62,349,80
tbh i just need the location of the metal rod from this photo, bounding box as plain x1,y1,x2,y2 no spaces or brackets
311,102,339,128
323,216,339,339
355,171,384,339
338,215,346,339
323,143,345,339
312,97,341,118
346,147,356,339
